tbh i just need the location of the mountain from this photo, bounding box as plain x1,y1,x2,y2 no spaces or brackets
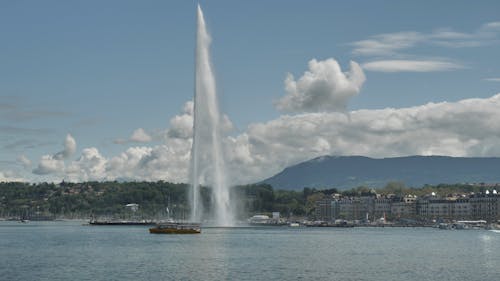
260,155,500,190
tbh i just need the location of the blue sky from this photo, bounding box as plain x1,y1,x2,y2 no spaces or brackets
1,0,500,183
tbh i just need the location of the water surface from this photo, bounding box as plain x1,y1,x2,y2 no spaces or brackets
1,221,499,281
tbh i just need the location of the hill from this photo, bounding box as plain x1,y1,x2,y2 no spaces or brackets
261,155,500,190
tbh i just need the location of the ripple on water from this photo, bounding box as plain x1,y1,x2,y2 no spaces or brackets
1,222,499,281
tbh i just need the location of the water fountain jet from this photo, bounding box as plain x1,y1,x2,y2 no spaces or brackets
189,5,234,226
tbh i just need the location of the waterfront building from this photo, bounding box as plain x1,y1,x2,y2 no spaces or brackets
373,198,391,220
390,196,416,219
359,196,375,220
450,198,470,220
315,191,500,222
315,199,333,221
331,198,366,221
469,193,499,222
425,199,454,220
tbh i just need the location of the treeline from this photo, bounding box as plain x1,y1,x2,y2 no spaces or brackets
0,181,495,220
0,181,314,219
0,181,189,219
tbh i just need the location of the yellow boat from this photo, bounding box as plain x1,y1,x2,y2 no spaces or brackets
149,222,201,234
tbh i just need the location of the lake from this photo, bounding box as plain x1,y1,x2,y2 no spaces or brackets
1,221,499,281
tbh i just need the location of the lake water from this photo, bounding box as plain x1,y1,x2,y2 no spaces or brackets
1,221,499,281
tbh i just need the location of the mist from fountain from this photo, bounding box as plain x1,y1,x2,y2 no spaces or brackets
189,5,234,226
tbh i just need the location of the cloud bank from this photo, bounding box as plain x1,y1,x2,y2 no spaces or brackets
27,93,500,185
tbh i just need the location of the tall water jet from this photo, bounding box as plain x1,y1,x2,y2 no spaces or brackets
190,5,234,226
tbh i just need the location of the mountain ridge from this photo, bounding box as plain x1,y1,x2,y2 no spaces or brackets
260,155,500,190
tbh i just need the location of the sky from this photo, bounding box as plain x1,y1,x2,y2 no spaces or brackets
1,0,500,183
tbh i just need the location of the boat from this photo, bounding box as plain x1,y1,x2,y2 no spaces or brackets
436,220,488,230
149,222,201,234
89,219,155,226
305,220,355,227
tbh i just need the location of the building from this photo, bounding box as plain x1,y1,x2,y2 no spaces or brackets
315,199,333,221
391,196,416,219
373,198,391,220
469,194,499,222
316,191,500,223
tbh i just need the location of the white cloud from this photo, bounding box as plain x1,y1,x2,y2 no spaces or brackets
352,32,423,56
167,100,233,139
32,134,75,175
221,114,234,132
430,30,473,40
17,155,32,169
362,60,463,72
352,21,500,57
54,134,76,160
66,148,107,181
350,21,500,73
168,101,194,139
106,146,153,178
182,100,194,115
0,171,24,182
481,21,500,32
484,78,500,82
104,141,192,183
275,58,366,113
130,128,152,143
115,128,156,144
32,155,65,175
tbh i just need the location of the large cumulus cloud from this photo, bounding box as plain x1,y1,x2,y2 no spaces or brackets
106,139,192,182
66,148,107,182
275,58,366,113
168,101,194,139
54,134,76,160
32,134,76,175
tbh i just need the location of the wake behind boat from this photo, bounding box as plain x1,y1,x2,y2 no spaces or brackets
149,222,201,234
